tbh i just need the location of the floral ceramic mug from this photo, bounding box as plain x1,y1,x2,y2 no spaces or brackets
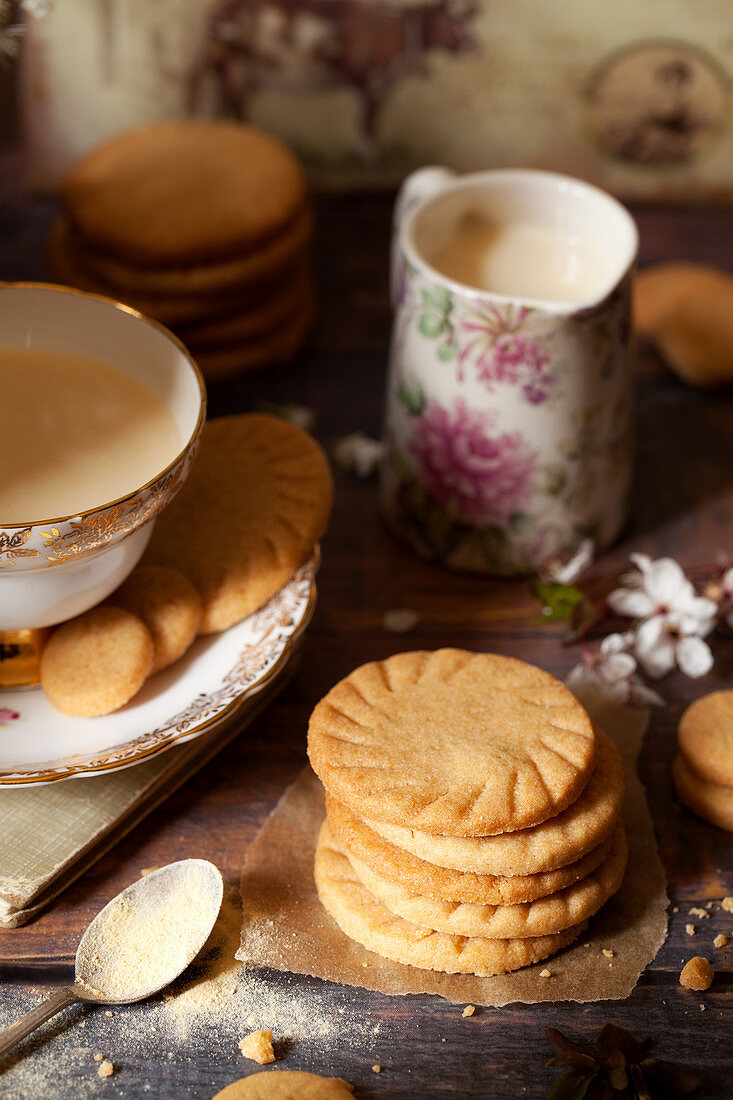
380,167,638,575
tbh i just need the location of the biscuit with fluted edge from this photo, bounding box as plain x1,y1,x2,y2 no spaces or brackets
678,690,733,789
211,1072,354,1099
673,753,733,832
308,650,596,837
315,822,585,976
144,414,332,632
345,822,627,939
359,726,624,876
63,120,306,267
111,565,202,673
40,607,154,717
325,793,616,905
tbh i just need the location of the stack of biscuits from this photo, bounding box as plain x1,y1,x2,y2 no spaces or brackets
674,690,733,832
47,120,315,380
308,650,627,977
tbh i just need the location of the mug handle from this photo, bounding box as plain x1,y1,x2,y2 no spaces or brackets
390,166,457,307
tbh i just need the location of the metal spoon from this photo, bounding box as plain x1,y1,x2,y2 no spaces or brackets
0,859,223,1059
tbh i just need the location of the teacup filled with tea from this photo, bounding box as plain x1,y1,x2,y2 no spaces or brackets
0,283,205,686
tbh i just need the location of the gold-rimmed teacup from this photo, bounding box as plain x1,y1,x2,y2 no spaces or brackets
0,283,206,687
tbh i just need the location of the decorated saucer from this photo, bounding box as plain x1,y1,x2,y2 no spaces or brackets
0,560,315,787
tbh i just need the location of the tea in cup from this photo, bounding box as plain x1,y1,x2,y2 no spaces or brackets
0,283,205,686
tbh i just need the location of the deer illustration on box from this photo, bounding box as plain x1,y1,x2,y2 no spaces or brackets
189,0,477,150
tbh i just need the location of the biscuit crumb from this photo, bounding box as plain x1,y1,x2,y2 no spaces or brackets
673,906,679,913
688,907,709,919
383,609,419,634
679,956,714,990
372,1065,381,1073
722,897,733,914
105,1011,113,1017
238,1029,276,1065
686,924,696,936
602,948,615,958
700,1003,706,1011
97,1061,115,1078
93,1054,104,1062
713,934,729,948
462,1005,476,1017
140,867,161,877
539,968,551,978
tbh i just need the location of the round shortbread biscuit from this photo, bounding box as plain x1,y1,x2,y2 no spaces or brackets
325,794,616,905
63,120,306,267
359,727,625,876
677,690,733,789
345,823,627,939
308,650,596,837
78,207,313,298
41,607,154,717
673,753,733,832
112,565,202,673
179,268,311,351
191,295,315,380
314,823,585,977
143,414,332,633
634,262,709,339
211,1071,354,1100
46,220,250,327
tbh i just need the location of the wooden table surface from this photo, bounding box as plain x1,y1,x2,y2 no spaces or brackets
0,159,731,1098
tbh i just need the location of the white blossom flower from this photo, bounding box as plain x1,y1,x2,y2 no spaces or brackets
607,553,717,680
333,432,384,479
566,633,663,709
542,538,594,584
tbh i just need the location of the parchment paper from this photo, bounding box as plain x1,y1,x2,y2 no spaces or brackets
237,703,668,1005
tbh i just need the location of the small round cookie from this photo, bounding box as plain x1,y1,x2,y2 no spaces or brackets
678,690,733,789
64,120,306,267
80,207,313,299
46,220,249,327
325,795,616,905
359,726,624,875
112,565,202,673
344,823,627,939
634,263,708,339
192,296,315,381
211,1071,354,1100
308,650,596,837
315,823,585,977
673,753,733,832
144,414,332,632
41,607,154,717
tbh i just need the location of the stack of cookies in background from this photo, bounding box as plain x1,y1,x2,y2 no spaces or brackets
308,650,627,977
674,690,733,832
47,121,315,380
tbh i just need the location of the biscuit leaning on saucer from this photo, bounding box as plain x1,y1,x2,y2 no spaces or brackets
211,1071,354,1099
308,650,596,836
325,794,616,906
315,823,585,977
144,413,332,633
112,565,202,674
352,725,624,876
40,607,154,717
